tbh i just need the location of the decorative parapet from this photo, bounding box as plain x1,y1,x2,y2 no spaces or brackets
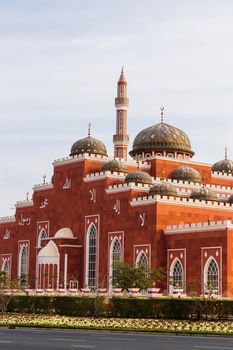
33,182,53,192
53,153,109,166
0,216,16,224
106,182,152,194
15,200,34,208
153,178,233,196
136,154,211,167
212,171,233,179
164,220,233,234
53,154,151,168
83,171,126,183
130,194,233,210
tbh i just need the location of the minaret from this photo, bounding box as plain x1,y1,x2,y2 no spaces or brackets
113,67,129,160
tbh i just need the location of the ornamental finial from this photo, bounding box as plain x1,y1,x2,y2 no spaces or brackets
26,192,29,201
88,123,91,137
43,174,46,184
160,106,164,123
225,147,228,160
121,66,124,74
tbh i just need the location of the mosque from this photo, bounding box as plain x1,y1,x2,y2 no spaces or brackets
1,69,233,297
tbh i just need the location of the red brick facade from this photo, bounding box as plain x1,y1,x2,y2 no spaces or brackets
1,70,233,296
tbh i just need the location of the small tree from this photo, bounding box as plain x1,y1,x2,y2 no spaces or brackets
0,271,10,312
113,262,165,291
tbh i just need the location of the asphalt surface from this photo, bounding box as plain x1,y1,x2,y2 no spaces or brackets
0,328,233,349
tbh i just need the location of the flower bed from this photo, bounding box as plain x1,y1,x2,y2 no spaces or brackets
2,313,233,335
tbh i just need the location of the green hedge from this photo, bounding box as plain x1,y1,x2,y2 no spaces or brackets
7,296,105,316
5,296,233,320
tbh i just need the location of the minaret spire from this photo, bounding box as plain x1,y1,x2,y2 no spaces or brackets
113,67,129,160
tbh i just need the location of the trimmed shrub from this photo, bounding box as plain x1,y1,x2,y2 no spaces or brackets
6,295,233,320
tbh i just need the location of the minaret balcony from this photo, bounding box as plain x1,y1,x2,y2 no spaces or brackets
113,134,129,143
115,97,129,106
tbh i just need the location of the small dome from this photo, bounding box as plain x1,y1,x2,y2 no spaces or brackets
54,227,74,239
190,187,217,201
171,166,202,183
125,171,152,185
102,159,128,173
70,135,107,157
130,121,194,158
212,159,233,174
149,181,177,196
38,241,58,257
228,194,233,204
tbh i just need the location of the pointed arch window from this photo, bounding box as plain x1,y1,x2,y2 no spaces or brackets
19,246,28,284
136,251,148,269
111,239,121,288
38,228,47,248
205,258,219,291
171,259,183,289
2,260,10,278
87,225,97,289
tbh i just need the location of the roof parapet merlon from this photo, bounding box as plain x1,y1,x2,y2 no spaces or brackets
164,219,233,234
106,182,151,194
130,194,233,210
212,171,233,179
33,182,53,191
15,200,34,208
83,171,126,183
0,216,16,224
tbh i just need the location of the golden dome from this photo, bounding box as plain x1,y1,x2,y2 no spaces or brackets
212,159,233,174
102,159,128,173
70,136,107,157
129,122,194,158
149,181,177,196
171,166,202,183
190,187,217,201
125,171,152,185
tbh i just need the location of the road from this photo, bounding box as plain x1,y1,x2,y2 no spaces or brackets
0,328,233,349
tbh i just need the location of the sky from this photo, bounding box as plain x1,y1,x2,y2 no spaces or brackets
1,0,233,215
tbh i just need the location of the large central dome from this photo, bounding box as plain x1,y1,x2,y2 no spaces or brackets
129,121,194,159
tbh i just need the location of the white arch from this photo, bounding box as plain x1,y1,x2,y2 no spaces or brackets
204,256,219,293
85,224,98,289
169,258,184,294
109,237,122,291
37,240,59,290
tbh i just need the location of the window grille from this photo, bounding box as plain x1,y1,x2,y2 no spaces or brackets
137,251,148,269
38,229,47,248
111,239,121,287
206,258,219,290
20,246,28,283
172,260,183,289
87,225,97,289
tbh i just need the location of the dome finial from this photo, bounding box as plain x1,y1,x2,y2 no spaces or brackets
225,147,228,160
121,66,124,74
160,106,164,123
88,123,91,137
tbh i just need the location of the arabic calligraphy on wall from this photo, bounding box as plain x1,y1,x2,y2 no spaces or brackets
18,213,31,226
